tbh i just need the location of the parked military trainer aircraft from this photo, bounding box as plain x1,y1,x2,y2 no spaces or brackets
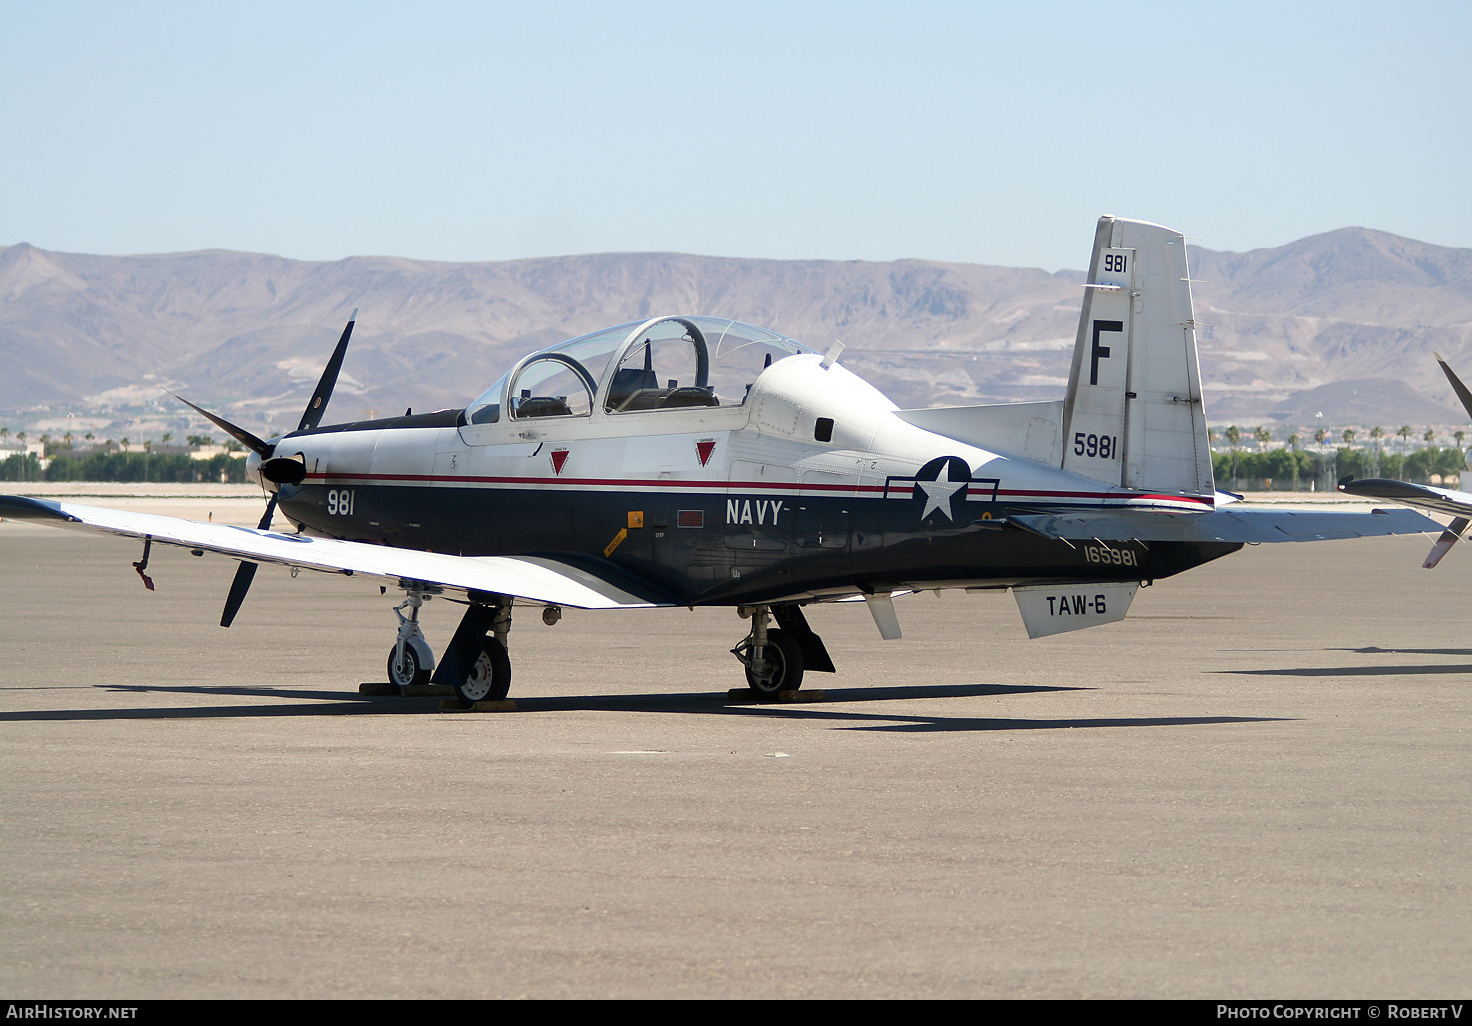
1341,353,1472,567
0,217,1438,705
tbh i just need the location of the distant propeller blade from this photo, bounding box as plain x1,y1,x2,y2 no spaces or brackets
298,309,357,432
1424,515,1470,569
1434,352,1472,422
220,495,278,628
165,390,273,458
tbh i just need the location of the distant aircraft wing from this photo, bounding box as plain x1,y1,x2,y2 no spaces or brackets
1338,478,1472,568
1008,506,1438,544
1338,478,1472,518
0,495,675,609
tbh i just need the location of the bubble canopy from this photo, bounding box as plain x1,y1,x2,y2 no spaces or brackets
465,316,816,424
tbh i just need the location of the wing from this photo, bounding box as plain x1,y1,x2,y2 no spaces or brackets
1338,478,1472,568
0,494,675,609
1008,505,1439,543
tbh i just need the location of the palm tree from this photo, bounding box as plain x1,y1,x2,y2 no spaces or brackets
1288,433,1301,490
1370,426,1384,476
161,432,173,448
1225,425,1242,486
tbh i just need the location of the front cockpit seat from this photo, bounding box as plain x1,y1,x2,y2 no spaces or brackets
517,396,573,418
607,367,660,410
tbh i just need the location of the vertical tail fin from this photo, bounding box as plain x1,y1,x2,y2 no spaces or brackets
1060,217,1214,497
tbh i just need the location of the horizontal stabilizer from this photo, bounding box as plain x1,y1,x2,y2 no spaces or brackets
897,401,1064,466
0,494,675,609
1013,581,1138,638
1010,506,1437,544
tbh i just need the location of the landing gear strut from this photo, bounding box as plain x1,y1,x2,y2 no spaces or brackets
387,590,435,689
428,593,514,706
732,604,805,700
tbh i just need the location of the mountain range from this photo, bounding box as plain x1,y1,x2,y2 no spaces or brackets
3,225,1471,441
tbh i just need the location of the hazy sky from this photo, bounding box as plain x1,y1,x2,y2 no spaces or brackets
3,1,1468,270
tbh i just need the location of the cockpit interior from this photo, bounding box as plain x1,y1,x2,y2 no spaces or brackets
466,316,814,425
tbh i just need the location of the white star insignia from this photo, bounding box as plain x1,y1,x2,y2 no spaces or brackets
917,464,966,520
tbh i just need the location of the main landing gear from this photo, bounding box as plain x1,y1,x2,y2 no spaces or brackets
732,604,837,700
455,601,512,705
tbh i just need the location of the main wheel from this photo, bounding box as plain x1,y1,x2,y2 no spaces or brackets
386,637,432,689
456,636,511,705
745,627,804,700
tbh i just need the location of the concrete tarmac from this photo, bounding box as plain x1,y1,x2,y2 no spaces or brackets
0,507,1468,998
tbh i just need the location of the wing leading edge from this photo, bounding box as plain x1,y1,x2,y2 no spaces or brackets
0,495,674,610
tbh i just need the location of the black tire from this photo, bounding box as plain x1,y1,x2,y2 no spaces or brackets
456,636,511,705
745,627,804,700
386,640,430,689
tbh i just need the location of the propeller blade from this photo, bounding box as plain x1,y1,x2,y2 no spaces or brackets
256,493,279,531
1424,516,1470,569
165,391,273,458
220,561,258,628
1434,352,1472,422
298,309,357,432
220,496,278,628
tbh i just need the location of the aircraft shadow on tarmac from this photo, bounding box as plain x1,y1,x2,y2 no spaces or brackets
0,680,1284,732
1337,646,1472,657
1221,645,1472,678
1221,663,1472,678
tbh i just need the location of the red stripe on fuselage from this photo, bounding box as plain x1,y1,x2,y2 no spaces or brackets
300,471,1214,507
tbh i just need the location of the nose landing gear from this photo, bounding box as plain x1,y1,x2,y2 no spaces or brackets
387,590,435,689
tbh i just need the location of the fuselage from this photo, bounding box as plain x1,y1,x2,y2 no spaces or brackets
256,349,1238,607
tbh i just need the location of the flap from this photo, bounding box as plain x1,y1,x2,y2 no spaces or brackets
1009,506,1438,544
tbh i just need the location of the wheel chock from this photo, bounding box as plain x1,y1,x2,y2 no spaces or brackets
403,683,455,697
726,689,825,703
359,682,455,697
437,699,518,712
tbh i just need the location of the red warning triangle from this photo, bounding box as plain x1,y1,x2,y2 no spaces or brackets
695,439,716,467
550,449,569,475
